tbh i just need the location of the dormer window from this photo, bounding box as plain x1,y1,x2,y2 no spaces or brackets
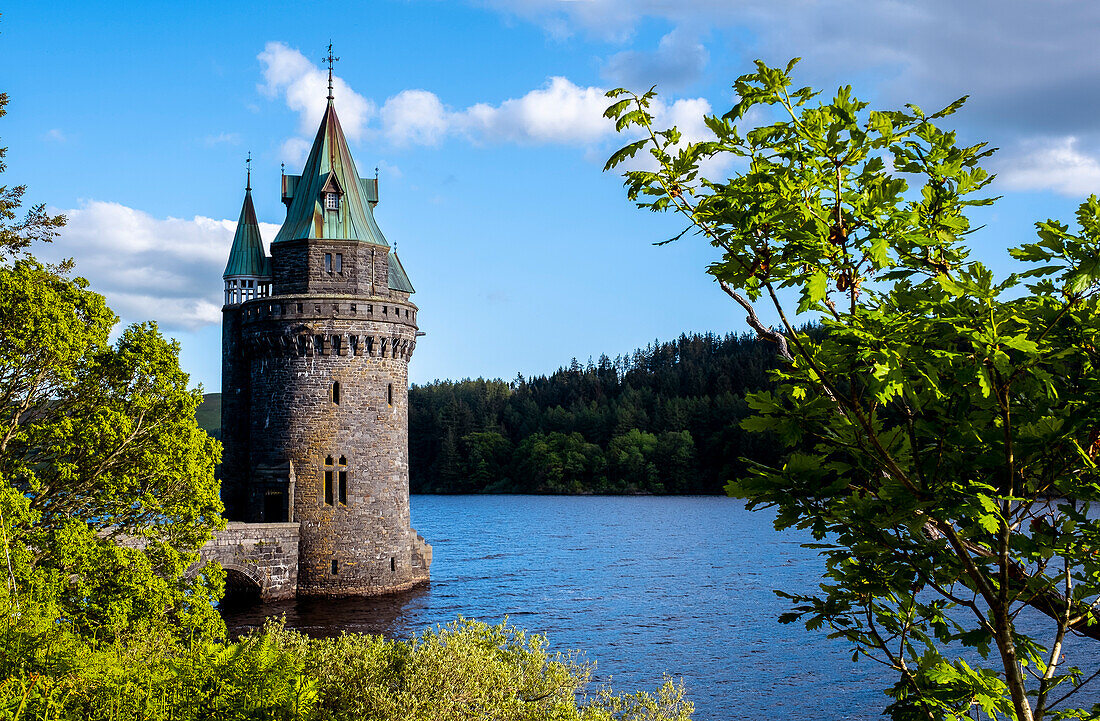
325,192,340,211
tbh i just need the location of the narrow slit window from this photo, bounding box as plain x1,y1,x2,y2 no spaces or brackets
331,559,339,574
332,380,341,405
350,304,357,314
324,253,333,274
296,302,303,313
315,335,325,355
390,557,396,572
332,335,341,355
324,456,334,506
387,383,393,406
338,456,348,506
335,253,343,273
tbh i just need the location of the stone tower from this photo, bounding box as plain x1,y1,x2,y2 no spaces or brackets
220,86,431,597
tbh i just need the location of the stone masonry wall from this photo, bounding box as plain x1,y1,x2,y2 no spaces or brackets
221,237,429,598
237,290,425,596
200,522,300,601
271,239,389,297
220,308,248,520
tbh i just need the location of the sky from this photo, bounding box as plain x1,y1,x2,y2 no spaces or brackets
2,1,1098,391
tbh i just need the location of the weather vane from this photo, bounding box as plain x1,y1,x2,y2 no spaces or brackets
323,42,340,100
246,151,252,191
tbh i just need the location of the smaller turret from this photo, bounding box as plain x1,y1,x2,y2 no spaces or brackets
223,169,271,305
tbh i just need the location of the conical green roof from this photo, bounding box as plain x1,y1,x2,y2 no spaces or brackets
388,252,415,293
274,100,388,247
223,188,269,278
275,98,414,294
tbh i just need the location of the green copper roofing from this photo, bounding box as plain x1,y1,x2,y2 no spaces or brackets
388,253,415,293
223,188,269,278
274,99,389,247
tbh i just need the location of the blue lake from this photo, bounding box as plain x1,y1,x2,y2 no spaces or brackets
219,495,1099,720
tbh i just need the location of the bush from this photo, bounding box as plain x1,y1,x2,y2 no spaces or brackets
0,612,693,721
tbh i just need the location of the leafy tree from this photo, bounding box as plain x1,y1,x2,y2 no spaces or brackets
607,61,1100,719
608,429,659,492
0,92,224,641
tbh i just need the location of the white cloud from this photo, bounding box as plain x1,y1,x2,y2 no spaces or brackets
478,1,1100,141
257,41,716,157
456,76,613,144
603,28,709,90
381,90,451,147
997,137,1100,197
372,77,715,150
376,160,403,180
258,42,376,142
279,137,311,166
40,201,280,331
203,132,241,147
43,128,67,143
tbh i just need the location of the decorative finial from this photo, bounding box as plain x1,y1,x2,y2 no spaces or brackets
323,42,340,101
246,151,252,191
375,166,379,180
280,162,285,177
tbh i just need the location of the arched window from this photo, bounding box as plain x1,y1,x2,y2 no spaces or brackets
332,380,341,405
323,456,334,506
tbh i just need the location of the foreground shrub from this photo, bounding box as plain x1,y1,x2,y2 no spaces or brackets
0,612,692,721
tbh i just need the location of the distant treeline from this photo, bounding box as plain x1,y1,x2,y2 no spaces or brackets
410,332,785,495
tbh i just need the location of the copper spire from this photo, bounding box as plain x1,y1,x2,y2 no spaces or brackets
323,42,340,101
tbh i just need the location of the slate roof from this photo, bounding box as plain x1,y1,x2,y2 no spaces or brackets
388,253,415,293
274,98,413,293
223,188,269,278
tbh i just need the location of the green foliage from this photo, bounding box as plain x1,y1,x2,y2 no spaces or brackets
0,613,693,721
0,95,225,644
607,60,1100,719
408,333,783,494
0,260,225,643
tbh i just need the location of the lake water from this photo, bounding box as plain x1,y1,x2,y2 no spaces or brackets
218,495,1098,720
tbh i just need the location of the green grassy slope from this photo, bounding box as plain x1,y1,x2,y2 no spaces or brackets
195,393,221,436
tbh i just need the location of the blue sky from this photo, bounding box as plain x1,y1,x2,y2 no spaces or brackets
2,1,1098,390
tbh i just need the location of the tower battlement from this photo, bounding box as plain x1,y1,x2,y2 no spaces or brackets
219,76,430,597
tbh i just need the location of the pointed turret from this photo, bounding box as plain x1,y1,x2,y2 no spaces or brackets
275,99,413,293
223,179,271,305
218,50,430,597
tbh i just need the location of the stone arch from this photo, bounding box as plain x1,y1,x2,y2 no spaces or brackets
220,562,264,601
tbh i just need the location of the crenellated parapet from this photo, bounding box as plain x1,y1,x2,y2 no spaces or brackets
237,295,417,327
239,328,417,361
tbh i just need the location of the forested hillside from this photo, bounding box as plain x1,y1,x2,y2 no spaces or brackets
196,333,786,494
409,332,783,494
